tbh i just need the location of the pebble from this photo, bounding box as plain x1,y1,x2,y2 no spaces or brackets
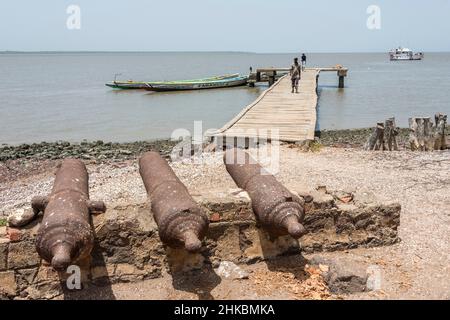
216,261,249,280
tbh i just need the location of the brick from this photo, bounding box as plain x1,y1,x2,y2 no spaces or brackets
209,212,221,222
8,241,40,269
0,238,9,271
7,227,22,242
0,226,7,238
0,271,17,296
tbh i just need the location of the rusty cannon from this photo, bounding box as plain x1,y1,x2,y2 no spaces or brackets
32,159,106,271
224,148,306,239
139,151,209,252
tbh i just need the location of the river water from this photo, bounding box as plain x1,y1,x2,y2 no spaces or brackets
1,52,449,144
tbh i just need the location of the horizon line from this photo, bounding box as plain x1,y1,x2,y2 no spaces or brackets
1,50,449,54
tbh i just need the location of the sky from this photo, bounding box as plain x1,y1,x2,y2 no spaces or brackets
1,0,449,52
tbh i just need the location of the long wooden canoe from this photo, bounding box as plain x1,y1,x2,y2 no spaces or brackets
105,74,240,89
144,75,249,92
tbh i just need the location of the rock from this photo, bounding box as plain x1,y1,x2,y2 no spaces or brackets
239,225,300,263
0,271,17,296
335,192,353,204
26,282,62,300
0,226,6,237
34,265,60,283
0,239,9,270
207,224,242,263
293,188,313,203
310,190,335,209
229,189,250,201
16,268,38,287
119,149,132,155
318,264,329,273
90,265,115,281
353,190,378,207
310,256,367,294
216,261,249,280
7,227,22,242
114,263,136,276
8,241,41,269
7,208,36,228
210,213,221,222
166,248,205,273
336,203,358,212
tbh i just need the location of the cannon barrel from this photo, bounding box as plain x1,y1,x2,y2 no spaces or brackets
224,148,306,238
32,159,105,271
139,152,209,252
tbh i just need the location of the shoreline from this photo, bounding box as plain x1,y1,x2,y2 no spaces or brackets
0,128,413,162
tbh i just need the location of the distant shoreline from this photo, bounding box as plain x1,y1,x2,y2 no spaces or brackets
2,51,450,54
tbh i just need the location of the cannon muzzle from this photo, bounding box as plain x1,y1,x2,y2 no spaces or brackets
224,148,306,239
32,159,105,271
139,152,208,252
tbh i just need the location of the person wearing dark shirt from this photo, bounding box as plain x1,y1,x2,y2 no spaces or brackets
290,58,301,93
301,53,307,70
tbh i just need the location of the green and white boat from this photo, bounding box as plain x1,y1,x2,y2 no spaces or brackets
144,75,249,92
105,73,240,89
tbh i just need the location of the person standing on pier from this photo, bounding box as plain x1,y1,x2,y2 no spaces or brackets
290,58,301,93
301,53,307,70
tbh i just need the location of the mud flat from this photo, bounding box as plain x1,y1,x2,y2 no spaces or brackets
316,128,410,148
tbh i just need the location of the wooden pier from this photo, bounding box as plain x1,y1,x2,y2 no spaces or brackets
213,66,347,143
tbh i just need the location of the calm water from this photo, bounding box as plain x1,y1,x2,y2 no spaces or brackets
1,52,450,145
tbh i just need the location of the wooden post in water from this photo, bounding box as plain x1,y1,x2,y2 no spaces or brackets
267,71,277,86
337,69,347,88
256,71,261,82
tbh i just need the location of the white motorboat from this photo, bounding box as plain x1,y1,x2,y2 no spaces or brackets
389,47,424,61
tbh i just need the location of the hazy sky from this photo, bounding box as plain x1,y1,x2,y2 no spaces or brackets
1,0,449,52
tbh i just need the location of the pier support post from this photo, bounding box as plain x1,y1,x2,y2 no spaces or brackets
337,69,347,88
338,76,345,88
267,71,276,86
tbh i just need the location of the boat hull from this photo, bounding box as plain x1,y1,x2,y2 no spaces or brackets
389,51,424,61
105,83,148,89
105,74,239,90
145,77,249,92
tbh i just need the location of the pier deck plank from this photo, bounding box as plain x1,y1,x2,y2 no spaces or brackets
216,68,320,142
